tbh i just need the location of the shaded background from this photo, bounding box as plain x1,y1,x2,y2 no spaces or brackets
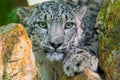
0,0,28,26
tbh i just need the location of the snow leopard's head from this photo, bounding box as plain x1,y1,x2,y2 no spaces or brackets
17,1,86,61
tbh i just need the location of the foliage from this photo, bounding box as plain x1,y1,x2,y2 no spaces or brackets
6,8,19,24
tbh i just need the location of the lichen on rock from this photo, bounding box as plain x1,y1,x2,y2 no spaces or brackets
97,0,120,79
0,23,38,80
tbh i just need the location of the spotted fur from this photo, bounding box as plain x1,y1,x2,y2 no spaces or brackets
63,48,98,77
17,0,103,79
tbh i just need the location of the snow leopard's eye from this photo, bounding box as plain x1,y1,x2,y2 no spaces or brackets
65,22,75,29
38,22,47,29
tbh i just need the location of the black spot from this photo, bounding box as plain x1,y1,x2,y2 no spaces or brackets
90,63,93,66
44,14,47,20
83,57,86,61
74,72,79,75
76,55,78,57
66,66,70,71
44,50,48,53
76,62,81,67
77,51,84,54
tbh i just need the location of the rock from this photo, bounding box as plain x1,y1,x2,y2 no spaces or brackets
0,23,38,80
97,0,120,79
61,67,101,80
83,67,102,80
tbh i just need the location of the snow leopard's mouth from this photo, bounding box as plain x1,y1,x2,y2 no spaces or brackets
46,51,64,61
40,41,70,61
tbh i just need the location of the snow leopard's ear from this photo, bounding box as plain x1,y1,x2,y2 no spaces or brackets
74,6,87,20
17,7,31,23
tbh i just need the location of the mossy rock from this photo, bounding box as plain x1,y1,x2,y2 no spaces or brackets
97,0,120,79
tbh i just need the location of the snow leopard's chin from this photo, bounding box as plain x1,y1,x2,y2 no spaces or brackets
46,52,63,61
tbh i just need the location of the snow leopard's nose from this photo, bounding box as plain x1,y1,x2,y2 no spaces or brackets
49,41,63,50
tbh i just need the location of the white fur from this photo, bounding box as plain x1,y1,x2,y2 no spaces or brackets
47,52,63,61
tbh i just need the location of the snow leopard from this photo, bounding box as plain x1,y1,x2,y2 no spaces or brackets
17,0,103,80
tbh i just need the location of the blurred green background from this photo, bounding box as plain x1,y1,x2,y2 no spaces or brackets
0,0,28,26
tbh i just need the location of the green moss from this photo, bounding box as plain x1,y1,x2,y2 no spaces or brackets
2,72,12,80
97,0,120,79
6,8,19,24
98,0,120,53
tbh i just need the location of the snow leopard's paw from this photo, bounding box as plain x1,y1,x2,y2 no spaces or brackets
63,49,98,77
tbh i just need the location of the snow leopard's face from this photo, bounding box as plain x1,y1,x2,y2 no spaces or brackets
17,1,86,61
